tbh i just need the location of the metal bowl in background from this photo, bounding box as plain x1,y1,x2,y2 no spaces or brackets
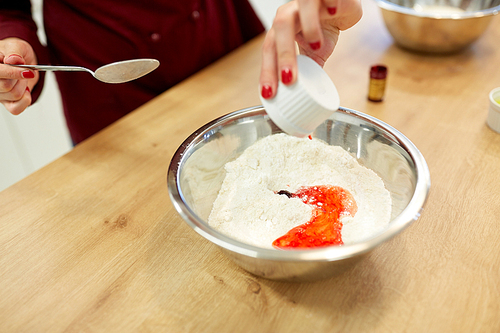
375,0,500,53
167,106,431,282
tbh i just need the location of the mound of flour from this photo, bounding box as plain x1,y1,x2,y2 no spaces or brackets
208,133,391,249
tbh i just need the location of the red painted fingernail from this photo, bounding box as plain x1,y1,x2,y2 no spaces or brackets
328,7,337,15
26,86,30,92
310,41,321,50
261,85,273,99
281,68,293,85
22,70,35,79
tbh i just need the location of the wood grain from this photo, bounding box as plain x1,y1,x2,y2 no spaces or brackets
1,0,500,331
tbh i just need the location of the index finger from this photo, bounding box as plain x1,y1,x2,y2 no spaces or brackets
0,39,36,80
273,2,300,86
0,63,35,80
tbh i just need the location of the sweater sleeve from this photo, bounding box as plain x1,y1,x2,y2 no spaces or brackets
0,0,49,103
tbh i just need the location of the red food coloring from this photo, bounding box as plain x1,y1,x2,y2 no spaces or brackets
273,185,357,249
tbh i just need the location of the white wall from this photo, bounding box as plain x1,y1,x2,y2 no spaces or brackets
0,0,286,191
0,0,72,192
0,72,71,191
249,0,285,30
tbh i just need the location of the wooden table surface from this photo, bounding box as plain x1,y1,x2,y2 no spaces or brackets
2,1,500,332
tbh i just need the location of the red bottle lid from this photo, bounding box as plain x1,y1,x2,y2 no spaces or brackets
370,65,388,80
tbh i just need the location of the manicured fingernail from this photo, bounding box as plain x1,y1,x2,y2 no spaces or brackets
328,7,337,15
310,41,321,50
281,68,293,85
22,70,35,79
26,86,30,92
261,85,273,99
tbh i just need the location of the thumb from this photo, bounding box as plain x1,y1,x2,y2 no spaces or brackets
3,53,25,65
2,41,26,65
1,40,36,79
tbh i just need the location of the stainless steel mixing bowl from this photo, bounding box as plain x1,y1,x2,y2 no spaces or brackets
167,106,431,282
375,0,500,53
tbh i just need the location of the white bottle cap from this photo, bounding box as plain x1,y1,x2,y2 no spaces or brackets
260,55,340,137
488,87,500,134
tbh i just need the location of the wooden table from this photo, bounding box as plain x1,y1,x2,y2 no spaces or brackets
2,1,500,331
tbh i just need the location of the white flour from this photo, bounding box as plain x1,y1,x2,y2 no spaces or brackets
208,133,392,249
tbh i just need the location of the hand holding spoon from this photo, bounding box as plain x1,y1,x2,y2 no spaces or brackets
9,58,160,84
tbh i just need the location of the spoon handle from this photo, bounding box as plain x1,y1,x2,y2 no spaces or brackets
7,64,92,74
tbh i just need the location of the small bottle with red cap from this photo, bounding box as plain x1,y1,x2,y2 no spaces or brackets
368,65,388,102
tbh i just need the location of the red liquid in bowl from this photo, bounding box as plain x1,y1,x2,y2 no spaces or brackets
273,185,358,249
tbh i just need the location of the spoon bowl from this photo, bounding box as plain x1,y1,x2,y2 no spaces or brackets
9,58,160,84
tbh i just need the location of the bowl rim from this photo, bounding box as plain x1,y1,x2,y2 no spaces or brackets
374,0,500,19
167,106,431,262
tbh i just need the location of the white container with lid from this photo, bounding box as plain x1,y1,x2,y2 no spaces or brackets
488,87,500,134
260,55,340,137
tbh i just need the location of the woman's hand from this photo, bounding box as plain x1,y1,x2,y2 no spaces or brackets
260,0,362,99
0,37,39,115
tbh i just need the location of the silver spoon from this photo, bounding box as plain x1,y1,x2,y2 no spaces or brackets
8,58,160,84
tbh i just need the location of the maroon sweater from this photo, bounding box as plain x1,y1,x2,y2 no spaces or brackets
0,0,264,143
